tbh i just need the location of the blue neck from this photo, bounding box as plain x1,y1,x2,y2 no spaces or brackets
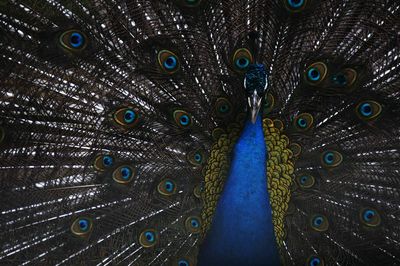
197,115,280,266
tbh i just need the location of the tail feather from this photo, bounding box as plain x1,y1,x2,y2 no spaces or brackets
1,0,400,265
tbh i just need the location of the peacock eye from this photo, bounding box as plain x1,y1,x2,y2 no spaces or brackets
294,113,314,131
157,179,177,196
173,110,192,128
158,50,180,74
194,153,202,162
139,229,159,248
71,217,93,237
184,0,201,6
112,165,135,184
284,0,310,12
296,174,315,188
93,155,114,171
174,257,195,266
215,98,233,117
321,150,342,168
307,256,324,266
113,107,140,128
332,68,357,88
287,0,305,8
178,259,190,266
232,48,254,72
185,216,201,233
187,150,205,166
305,62,328,85
310,214,329,232
356,101,382,121
332,73,347,86
59,30,87,51
359,208,381,227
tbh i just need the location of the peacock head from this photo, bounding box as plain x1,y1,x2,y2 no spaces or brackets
244,64,269,123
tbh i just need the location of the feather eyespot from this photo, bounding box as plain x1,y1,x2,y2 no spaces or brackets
294,113,314,131
297,174,315,189
175,0,202,7
71,217,93,237
158,50,180,74
321,150,342,168
178,259,190,266
284,0,308,12
332,73,346,86
173,110,192,128
359,208,381,227
183,0,201,6
332,68,357,88
310,214,329,232
305,62,328,85
232,48,254,72
307,256,324,266
112,165,135,184
59,30,88,51
215,98,233,117
113,106,140,129
93,155,114,171
157,179,177,196
356,101,382,121
139,229,159,248
173,257,194,266
187,150,206,166
185,216,201,233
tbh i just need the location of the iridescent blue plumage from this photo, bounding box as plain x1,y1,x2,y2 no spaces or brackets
244,64,268,95
198,113,279,266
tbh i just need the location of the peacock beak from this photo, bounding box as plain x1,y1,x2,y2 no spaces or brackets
248,90,262,124
244,64,268,123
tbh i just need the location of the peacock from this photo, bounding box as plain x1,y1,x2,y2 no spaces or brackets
0,0,400,265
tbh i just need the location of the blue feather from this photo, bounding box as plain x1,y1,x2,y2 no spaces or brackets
198,115,280,266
